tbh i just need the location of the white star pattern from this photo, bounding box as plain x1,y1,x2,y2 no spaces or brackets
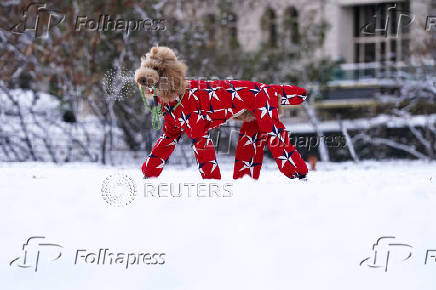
261,86,272,99
178,112,191,129
202,133,213,147
156,133,168,147
239,157,260,177
167,138,178,146
226,83,246,101
281,93,300,105
213,107,234,118
249,84,262,96
277,150,296,168
193,108,204,123
204,114,212,122
198,162,206,174
188,88,199,101
258,101,275,118
243,133,260,153
209,159,218,173
156,158,167,169
163,104,176,119
203,85,221,101
223,107,233,118
144,154,157,167
191,144,198,156
267,124,285,143
280,86,307,104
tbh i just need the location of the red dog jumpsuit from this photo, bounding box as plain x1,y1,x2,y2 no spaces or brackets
142,79,308,179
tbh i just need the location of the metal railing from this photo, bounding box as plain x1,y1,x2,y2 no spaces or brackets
330,62,435,86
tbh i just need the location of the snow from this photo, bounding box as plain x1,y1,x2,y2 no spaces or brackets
1,160,436,290
0,89,60,113
0,89,128,162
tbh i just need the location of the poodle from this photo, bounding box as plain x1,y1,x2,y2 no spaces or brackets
135,46,308,180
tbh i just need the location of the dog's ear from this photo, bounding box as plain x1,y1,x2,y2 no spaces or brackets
153,48,187,102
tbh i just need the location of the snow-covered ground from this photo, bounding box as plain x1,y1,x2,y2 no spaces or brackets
1,160,436,290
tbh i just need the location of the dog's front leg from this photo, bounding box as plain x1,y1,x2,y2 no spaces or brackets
191,132,221,179
142,125,184,178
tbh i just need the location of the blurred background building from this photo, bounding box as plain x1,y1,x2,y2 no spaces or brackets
0,0,435,164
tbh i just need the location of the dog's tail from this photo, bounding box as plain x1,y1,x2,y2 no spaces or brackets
272,84,307,118
272,84,307,106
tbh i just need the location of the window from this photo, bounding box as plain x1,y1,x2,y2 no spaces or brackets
227,13,238,48
284,6,300,45
204,14,216,46
221,12,238,49
353,2,410,64
262,8,278,48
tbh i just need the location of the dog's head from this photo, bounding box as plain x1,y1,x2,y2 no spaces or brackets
135,46,187,103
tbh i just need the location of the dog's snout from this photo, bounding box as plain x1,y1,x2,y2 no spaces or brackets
135,64,160,88
139,77,148,86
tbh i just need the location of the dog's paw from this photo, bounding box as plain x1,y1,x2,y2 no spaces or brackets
294,172,308,181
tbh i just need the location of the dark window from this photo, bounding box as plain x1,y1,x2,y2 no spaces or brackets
221,12,238,49
285,7,300,44
227,13,238,48
353,7,360,37
354,43,360,63
353,1,410,64
390,39,397,62
262,8,278,48
380,42,386,62
364,43,376,63
205,14,216,44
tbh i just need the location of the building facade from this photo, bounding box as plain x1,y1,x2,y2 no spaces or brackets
179,0,434,84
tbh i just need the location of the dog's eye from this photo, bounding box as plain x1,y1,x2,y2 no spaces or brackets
153,66,159,71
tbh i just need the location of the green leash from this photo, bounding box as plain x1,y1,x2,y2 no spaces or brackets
139,86,185,130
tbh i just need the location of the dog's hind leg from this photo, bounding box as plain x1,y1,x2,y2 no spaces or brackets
233,120,266,179
251,90,308,179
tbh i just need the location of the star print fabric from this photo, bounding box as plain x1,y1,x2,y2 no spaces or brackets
142,79,308,179
233,119,308,179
